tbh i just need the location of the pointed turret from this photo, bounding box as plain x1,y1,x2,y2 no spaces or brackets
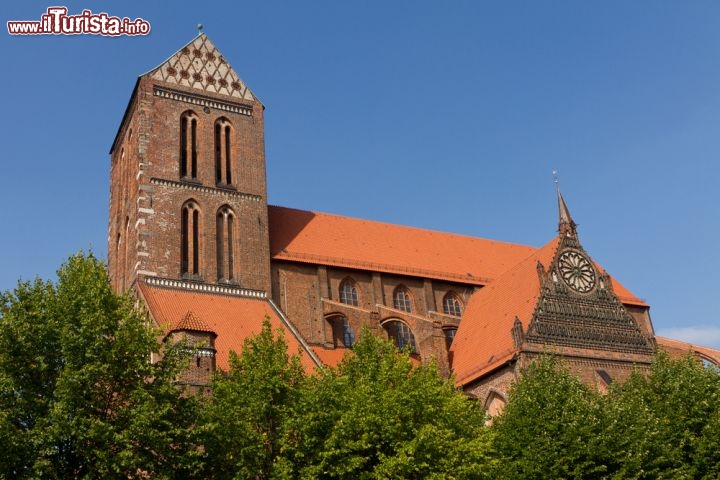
557,184,577,236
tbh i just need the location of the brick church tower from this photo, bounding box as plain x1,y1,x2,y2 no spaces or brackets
108,33,271,294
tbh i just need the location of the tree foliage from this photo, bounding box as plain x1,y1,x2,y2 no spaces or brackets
282,328,495,479
4,253,720,478
600,353,720,479
200,319,304,480
492,354,720,479
0,253,202,479
492,356,605,479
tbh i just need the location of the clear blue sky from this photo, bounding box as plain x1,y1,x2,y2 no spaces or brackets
2,1,719,347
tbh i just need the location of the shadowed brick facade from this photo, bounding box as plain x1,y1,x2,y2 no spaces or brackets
108,34,720,408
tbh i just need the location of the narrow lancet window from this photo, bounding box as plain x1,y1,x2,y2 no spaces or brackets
214,118,233,186
180,112,199,180
181,201,201,277
216,206,235,282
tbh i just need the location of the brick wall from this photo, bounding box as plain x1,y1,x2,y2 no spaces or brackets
271,261,470,373
109,78,271,293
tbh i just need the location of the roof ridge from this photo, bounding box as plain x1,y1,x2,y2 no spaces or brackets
268,204,537,248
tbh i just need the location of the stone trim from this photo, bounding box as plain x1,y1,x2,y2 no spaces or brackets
150,178,262,202
143,276,267,298
153,86,253,116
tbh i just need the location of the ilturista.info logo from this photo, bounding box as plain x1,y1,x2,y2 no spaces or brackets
7,7,150,36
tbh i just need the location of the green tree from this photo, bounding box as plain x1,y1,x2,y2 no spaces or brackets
200,319,304,480
284,328,495,479
491,356,605,479
601,353,720,479
0,253,202,479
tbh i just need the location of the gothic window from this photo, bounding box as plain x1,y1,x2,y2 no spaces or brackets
443,327,458,349
180,111,198,180
384,320,417,354
181,200,201,277
442,292,463,316
329,315,355,348
214,118,233,185
595,369,613,394
339,278,359,306
216,206,235,282
120,216,129,289
485,391,507,418
392,285,412,312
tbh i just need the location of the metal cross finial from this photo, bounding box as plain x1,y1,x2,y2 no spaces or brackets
552,169,559,185
197,23,204,33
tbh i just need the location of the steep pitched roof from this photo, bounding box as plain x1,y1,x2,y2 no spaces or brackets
170,310,215,335
137,281,320,372
311,346,351,368
268,205,644,301
268,206,537,285
145,33,256,102
451,238,560,385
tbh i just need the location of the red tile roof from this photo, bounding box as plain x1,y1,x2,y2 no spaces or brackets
171,310,215,335
450,235,648,386
311,346,350,367
267,206,646,308
138,282,320,372
451,238,560,386
656,336,720,366
268,206,536,285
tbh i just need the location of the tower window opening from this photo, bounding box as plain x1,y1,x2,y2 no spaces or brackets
216,206,235,282
181,201,201,277
180,112,199,180
214,118,233,186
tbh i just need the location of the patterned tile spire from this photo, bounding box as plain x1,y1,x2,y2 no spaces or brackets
146,33,255,102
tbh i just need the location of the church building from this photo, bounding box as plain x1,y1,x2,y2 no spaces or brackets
108,34,719,409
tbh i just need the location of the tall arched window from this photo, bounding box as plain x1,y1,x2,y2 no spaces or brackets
328,315,355,348
384,320,417,354
180,111,198,179
216,206,235,282
214,118,232,185
123,216,129,288
181,201,201,277
485,391,507,418
443,327,458,349
442,292,463,316
392,285,412,312
339,279,359,306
